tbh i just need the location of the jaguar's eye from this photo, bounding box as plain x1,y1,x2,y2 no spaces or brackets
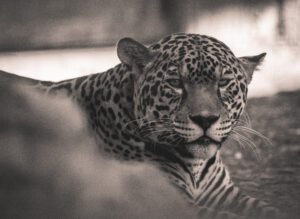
218,78,230,87
166,79,182,88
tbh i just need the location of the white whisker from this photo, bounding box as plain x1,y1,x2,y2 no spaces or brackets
235,125,272,146
231,130,261,160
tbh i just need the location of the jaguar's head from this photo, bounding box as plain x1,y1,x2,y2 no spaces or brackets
117,33,266,159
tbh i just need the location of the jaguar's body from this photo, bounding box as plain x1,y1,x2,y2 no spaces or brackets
0,33,279,218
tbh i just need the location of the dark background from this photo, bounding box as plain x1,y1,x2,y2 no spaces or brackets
0,0,298,51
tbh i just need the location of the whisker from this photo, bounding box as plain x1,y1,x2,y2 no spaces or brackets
235,126,272,146
139,121,173,132
139,119,173,127
241,111,252,127
141,129,171,135
140,129,173,138
122,117,147,131
124,116,171,127
131,118,172,135
228,135,246,150
232,130,261,160
169,135,182,146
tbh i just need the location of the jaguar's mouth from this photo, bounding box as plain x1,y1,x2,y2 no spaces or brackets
176,136,221,159
187,136,220,146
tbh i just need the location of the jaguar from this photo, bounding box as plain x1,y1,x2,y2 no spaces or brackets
0,33,279,218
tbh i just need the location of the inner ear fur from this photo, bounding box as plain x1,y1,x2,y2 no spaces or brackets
117,37,152,69
239,52,266,84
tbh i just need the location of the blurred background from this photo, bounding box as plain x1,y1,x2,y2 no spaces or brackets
0,0,299,97
0,0,299,218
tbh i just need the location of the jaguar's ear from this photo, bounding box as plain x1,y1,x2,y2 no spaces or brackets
239,52,266,84
117,37,152,71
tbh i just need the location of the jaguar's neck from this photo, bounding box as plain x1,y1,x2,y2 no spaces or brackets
155,149,238,208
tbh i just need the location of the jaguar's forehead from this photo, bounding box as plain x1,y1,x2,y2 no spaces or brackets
150,34,235,58
149,34,242,82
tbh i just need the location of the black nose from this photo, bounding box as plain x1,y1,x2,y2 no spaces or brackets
189,114,220,131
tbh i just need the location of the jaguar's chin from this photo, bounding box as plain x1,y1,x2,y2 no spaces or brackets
176,136,221,159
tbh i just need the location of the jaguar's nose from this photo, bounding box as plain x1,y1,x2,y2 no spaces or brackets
189,114,219,131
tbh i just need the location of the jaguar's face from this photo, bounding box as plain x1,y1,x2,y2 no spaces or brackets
117,34,266,159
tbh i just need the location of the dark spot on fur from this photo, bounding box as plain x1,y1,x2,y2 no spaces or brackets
157,71,163,78
153,110,159,118
41,81,53,86
156,105,170,111
113,93,120,103
240,83,246,92
152,44,161,50
150,84,158,96
142,85,150,94
108,108,116,121
75,76,86,89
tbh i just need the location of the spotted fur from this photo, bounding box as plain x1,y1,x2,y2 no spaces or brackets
0,33,279,218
